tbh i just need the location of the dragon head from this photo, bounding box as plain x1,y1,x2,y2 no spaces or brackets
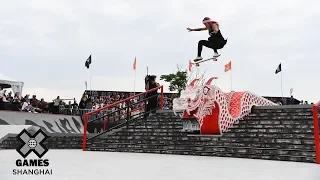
173,77,218,117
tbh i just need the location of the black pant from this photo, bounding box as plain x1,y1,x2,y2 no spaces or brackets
144,95,158,118
198,38,226,57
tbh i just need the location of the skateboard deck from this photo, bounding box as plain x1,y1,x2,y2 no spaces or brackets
191,55,220,67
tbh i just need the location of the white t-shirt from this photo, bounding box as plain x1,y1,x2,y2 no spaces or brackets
53,99,60,106
2,96,8,102
21,102,29,111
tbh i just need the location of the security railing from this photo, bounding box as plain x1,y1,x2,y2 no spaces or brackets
82,86,164,151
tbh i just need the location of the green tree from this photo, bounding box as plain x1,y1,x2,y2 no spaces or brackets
160,65,188,95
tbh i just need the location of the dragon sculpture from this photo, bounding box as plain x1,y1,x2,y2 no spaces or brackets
173,77,277,135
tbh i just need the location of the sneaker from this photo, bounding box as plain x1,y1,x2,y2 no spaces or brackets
194,56,203,62
213,52,220,57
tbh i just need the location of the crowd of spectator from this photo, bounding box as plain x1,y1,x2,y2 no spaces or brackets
0,85,79,114
0,85,176,116
78,90,178,112
0,84,314,116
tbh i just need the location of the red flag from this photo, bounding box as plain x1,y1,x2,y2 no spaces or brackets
189,60,192,72
224,61,232,72
133,57,136,70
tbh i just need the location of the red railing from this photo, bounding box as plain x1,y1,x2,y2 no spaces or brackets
313,101,320,164
82,85,164,151
103,106,145,131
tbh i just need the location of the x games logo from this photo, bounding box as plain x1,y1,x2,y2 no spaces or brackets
16,129,49,158
13,129,53,176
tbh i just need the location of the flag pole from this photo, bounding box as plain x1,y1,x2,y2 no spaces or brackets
281,67,283,99
87,68,90,91
90,64,92,91
134,70,136,95
146,66,148,75
230,68,233,91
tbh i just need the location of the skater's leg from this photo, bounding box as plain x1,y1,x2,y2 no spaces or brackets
195,40,214,61
198,40,213,56
208,37,226,57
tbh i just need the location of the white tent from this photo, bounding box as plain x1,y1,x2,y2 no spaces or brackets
0,79,24,96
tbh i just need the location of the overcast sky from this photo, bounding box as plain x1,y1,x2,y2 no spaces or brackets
0,0,319,103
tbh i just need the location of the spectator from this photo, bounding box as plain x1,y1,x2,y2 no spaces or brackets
0,86,4,110
39,98,49,113
1,90,9,102
289,95,295,105
72,100,78,109
85,98,93,109
53,96,61,114
6,92,13,102
21,99,31,112
31,95,39,108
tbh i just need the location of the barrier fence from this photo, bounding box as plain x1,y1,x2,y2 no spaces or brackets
59,108,93,116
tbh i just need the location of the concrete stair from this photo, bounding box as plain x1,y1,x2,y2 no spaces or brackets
0,134,83,149
86,106,319,163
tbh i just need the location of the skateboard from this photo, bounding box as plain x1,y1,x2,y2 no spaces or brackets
191,55,220,67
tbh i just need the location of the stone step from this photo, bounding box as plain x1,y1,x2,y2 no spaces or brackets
119,128,183,133
215,137,314,145
126,125,183,129
252,108,313,113
85,109,319,164
231,124,313,129
243,116,313,120
86,146,315,163
147,115,180,118
116,127,314,137
128,125,183,130
236,120,314,125
133,121,182,125
248,114,313,118
90,143,315,156
87,139,315,151
1,136,83,149
222,132,314,139
92,134,315,146
144,119,181,123
226,128,313,134
151,113,177,117
148,115,180,119
112,132,186,137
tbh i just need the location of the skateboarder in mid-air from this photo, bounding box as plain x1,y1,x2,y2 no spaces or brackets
187,17,227,62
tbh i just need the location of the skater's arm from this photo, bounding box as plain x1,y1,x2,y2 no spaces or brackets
187,27,207,32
